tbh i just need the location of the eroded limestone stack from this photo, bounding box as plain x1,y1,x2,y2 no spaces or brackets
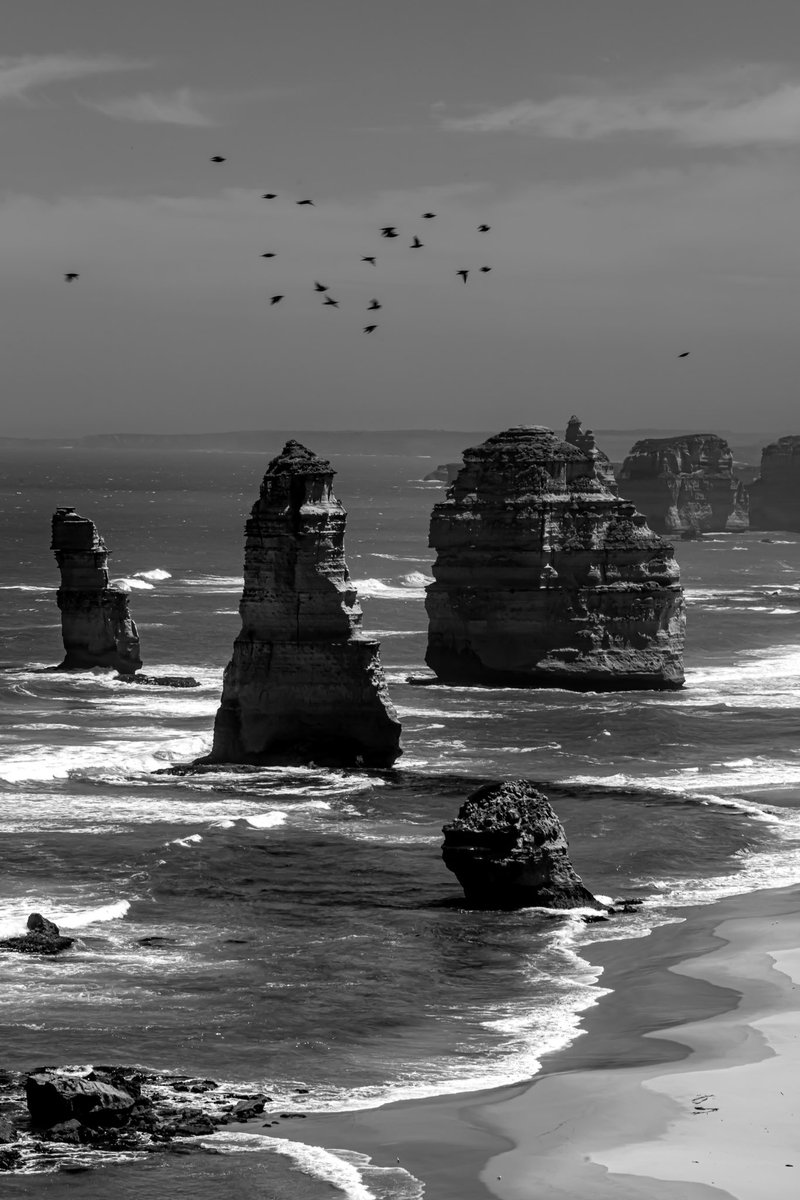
51,507,142,674
617,434,749,533
425,423,685,689
749,436,800,529
442,779,602,910
205,440,401,767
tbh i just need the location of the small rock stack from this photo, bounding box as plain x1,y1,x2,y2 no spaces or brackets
750,436,800,530
51,507,142,674
205,440,401,767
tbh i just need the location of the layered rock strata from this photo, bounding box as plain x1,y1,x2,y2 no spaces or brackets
617,434,749,533
442,779,601,910
205,440,401,767
749,436,800,529
425,423,685,689
51,507,142,674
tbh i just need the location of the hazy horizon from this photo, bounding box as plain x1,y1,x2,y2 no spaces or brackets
6,1,800,436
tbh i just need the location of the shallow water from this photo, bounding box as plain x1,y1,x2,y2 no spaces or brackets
2,440,800,1196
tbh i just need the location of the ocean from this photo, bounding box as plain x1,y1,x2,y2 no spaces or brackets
2,435,800,1198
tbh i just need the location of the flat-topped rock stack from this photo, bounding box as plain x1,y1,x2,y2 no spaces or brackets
750,436,800,529
617,434,749,533
51,507,142,674
204,440,401,767
425,422,685,690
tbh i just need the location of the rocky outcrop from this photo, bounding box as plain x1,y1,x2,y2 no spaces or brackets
424,462,462,484
442,780,602,910
425,423,685,689
0,913,74,956
204,441,401,768
750,436,800,529
51,508,142,674
616,434,749,533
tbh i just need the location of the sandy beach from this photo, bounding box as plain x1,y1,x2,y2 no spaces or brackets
277,885,800,1200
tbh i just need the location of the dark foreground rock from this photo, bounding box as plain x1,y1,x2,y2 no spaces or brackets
118,674,201,688
51,507,143,674
442,779,603,910
0,1066,279,1172
0,913,74,956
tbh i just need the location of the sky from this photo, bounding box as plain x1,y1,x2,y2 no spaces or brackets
5,0,800,435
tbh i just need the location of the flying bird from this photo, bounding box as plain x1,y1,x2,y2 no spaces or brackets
314,281,329,292
479,266,492,273
421,212,436,219
678,351,690,357
478,224,491,232
457,270,469,283
262,193,277,199
64,273,79,282
410,236,424,248
367,299,382,310
361,256,376,265
210,156,226,163
323,296,339,307
260,253,276,258
363,325,378,333
296,199,315,206
380,226,398,238
270,295,284,305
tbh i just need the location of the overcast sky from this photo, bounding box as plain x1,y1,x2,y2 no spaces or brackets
5,0,800,435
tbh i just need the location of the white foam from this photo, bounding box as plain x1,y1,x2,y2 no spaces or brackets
201,1132,382,1200
212,811,288,830
170,833,203,848
110,577,154,591
0,898,130,938
133,568,172,581
355,578,427,600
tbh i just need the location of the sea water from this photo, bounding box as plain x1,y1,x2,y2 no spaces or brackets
2,438,800,1197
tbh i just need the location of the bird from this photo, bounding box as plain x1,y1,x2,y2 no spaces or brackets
678,351,690,357
421,212,436,219
64,273,79,282
361,256,376,265
479,266,492,273
270,295,284,304
262,193,277,199
314,281,329,292
478,224,491,232
367,299,381,310
323,296,339,307
380,226,399,238
410,236,424,248
210,156,226,163
296,199,315,206
363,325,378,333
457,270,469,283
260,253,276,258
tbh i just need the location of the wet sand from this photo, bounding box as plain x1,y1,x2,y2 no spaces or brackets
276,884,800,1200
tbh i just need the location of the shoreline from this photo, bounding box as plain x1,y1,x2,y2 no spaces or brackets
274,884,800,1199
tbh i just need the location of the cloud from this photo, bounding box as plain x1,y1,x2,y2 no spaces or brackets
87,87,218,126
437,67,800,146
0,54,147,102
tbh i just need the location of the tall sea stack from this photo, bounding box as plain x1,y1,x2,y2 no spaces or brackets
51,507,142,674
750,436,800,529
425,423,685,690
617,434,749,533
205,441,402,767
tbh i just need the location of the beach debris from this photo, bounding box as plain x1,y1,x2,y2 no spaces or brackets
441,780,604,911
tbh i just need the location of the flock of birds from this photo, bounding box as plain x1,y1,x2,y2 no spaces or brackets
60,154,694,355
61,155,496,335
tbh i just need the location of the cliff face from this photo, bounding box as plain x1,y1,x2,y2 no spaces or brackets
616,434,749,533
750,436,800,530
206,440,401,767
425,423,685,690
442,779,601,910
51,507,142,674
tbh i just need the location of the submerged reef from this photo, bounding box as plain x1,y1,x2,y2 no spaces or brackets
203,440,401,767
425,422,685,689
